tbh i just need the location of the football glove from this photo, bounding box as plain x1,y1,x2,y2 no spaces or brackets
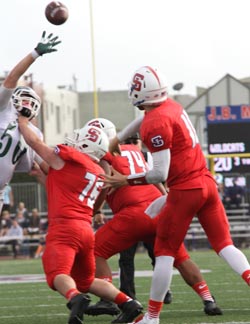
34,31,61,56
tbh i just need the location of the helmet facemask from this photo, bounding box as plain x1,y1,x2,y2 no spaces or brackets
12,87,41,120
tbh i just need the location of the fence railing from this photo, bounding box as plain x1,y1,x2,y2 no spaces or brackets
11,182,47,213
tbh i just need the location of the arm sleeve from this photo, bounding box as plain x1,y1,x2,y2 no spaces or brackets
145,149,171,184
117,115,143,142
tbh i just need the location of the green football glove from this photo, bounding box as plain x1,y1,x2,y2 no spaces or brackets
34,31,61,56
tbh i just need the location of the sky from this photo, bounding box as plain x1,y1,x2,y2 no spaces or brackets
1,0,250,96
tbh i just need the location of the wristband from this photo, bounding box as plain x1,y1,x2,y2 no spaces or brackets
31,50,40,59
127,173,147,185
94,210,102,216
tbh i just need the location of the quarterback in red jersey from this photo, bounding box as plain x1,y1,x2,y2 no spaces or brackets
102,66,250,324
18,116,143,324
84,118,222,319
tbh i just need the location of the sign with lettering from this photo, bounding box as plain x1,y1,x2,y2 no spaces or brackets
206,105,250,173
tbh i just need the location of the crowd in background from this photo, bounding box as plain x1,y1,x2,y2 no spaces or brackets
0,185,48,258
217,177,246,210
0,175,247,260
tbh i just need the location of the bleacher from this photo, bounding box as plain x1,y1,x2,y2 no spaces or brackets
1,203,249,257
103,205,250,251
102,204,250,250
0,211,48,258
185,203,250,250
0,233,44,258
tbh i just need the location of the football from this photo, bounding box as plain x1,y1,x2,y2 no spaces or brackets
45,1,68,25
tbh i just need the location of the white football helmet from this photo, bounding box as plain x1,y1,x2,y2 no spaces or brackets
12,86,41,120
65,125,109,162
128,66,168,107
85,118,116,140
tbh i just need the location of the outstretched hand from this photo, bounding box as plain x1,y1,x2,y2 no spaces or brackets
99,166,128,189
93,213,105,225
35,31,61,56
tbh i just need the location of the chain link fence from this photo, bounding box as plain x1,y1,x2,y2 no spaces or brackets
11,182,47,214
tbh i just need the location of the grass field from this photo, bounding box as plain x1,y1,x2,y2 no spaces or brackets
0,249,250,324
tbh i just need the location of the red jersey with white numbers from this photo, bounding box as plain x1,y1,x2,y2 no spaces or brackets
103,144,162,213
46,145,104,223
140,98,213,189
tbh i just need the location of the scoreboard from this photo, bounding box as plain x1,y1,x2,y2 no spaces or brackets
206,105,250,173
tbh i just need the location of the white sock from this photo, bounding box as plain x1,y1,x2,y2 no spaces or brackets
150,256,174,301
219,245,250,275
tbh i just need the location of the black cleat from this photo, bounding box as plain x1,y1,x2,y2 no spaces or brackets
204,299,223,316
67,294,91,324
111,300,143,323
163,290,173,305
85,299,120,316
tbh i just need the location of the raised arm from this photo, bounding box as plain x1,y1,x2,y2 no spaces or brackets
109,115,144,155
18,115,64,170
3,31,61,89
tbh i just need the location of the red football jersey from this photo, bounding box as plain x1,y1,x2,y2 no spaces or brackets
104,144,162,213
46,145,104,223
140,98,212,189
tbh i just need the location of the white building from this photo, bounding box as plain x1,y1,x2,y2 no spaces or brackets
42,86,79,146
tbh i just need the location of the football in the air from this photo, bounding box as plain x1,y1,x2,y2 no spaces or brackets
45,1,68,25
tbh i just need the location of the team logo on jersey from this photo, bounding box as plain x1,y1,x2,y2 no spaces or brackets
151,135,164,147
54,146,60,154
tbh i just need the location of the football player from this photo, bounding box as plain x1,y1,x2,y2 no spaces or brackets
0,31,61,214
84,118,222,322
18,117,144,324
101,66,250,324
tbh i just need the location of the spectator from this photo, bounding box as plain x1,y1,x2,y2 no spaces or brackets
2,184,14,213
27,208,40,235
223,178,245,209
217,182,225,201
16,201,29,219
39,216,48,234
16,210,30,235
0,210,12,235
6,218,23,258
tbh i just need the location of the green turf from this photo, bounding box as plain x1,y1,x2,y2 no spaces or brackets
0,249,250,323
